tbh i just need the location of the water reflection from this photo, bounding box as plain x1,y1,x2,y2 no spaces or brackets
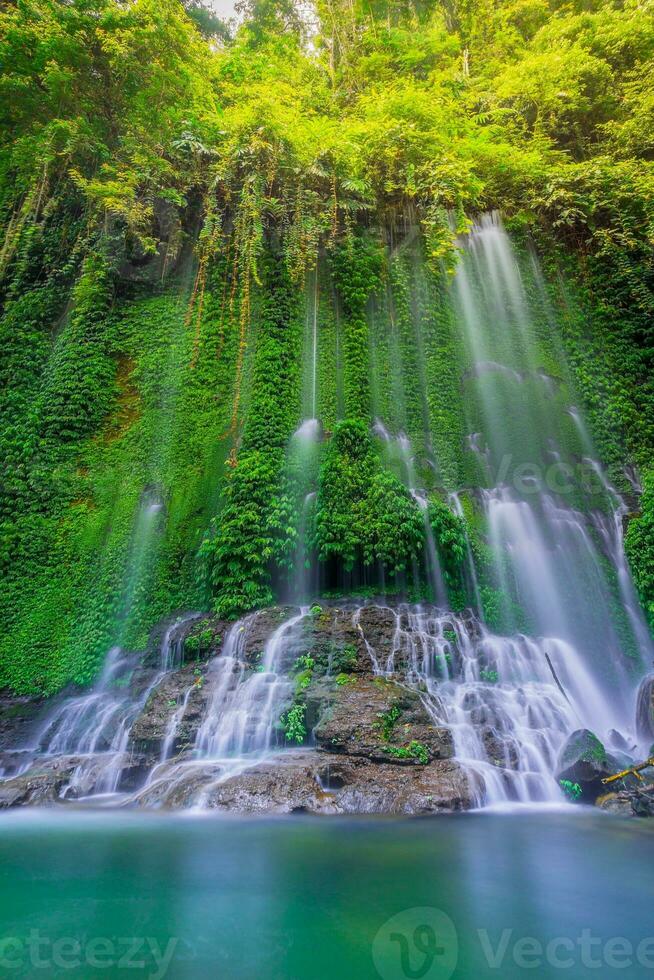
0,810,652,978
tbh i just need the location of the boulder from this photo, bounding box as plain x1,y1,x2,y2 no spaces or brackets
556,729,621,803
597,786,654,818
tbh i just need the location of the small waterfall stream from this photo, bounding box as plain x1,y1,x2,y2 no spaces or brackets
195,609,308,760
140,608,311,805
397,432,449,607
435,211,649,796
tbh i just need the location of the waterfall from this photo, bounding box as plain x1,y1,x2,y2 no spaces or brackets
113,492,164,644
372,425,449,605
136,608,311,804
449,491,484,619
354,603,580,803
2,214,650,814
301,268,320,423
311,269,319,420
287,421,321,602
395,432,446,606
20,613,199,799
440,211,649,797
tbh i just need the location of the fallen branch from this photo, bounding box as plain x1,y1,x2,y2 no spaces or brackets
544,652,572,706
602,758,654,785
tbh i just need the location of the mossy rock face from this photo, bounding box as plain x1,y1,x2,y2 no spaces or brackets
0,696,46,750
636,675,654,742
128,664,212,762
556,729,622,803
312,678,452,764
183,619,225,662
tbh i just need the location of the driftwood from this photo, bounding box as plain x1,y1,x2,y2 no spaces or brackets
602,758,654,786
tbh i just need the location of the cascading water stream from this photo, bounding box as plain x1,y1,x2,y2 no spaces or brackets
440,211,649,799
449,491,484,620
355,603,582,803
195,608,308,762
310,268,319,421
376,427,449,607
15,613,199,799
141,609,312,804
287,421,321,602
397,432,448,607
3,215,650,814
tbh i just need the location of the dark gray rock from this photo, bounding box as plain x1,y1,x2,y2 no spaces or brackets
0,695,47,750
128,665,212,763
481,729,520,770
597,785,654,818
351,605,399,670
556,729,621,803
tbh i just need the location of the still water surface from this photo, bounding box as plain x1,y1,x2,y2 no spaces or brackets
0,808,652,978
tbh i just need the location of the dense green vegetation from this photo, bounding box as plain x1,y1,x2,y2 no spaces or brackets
0,0,653,693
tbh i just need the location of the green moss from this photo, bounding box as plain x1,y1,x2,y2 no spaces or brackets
199,250,301,619
383,741,430,765
314,419,425,577
329,235,383,418
1,0,654,695
626,469,654,631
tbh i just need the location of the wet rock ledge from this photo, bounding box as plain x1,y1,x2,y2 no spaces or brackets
0,604,477,814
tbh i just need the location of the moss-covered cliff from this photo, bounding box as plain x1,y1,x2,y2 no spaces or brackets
1,0,653,694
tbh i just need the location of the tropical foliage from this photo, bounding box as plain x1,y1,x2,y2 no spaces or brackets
0,0,653,692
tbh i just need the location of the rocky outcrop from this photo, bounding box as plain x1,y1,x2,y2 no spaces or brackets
0,603,477,813
133,751,475,814
8,601,650,816
597,785,654,818
129,665,211,763
0,755,103,808
0,694,46,751
313,677,453,763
